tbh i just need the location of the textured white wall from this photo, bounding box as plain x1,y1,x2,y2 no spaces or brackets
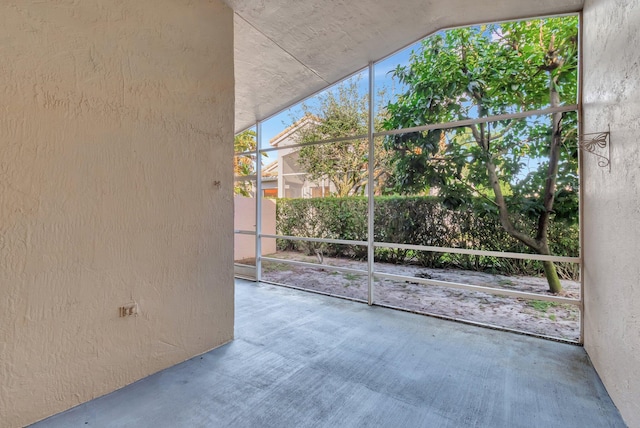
583,1,640,426
0,1,234,426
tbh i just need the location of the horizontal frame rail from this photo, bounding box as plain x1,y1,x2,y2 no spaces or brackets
234,263,256,269
234,150,258,157
261,279,369,304
375,105,578,137
234,230,256,235
372,300,579,344
261,256,369,276
258,133,369,154
234,175,257,182
374,242,580,263
257,235,579,264
374,272,581,306
261,234,368,247
238,105,579,154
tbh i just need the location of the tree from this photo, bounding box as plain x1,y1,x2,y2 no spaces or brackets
383,17,579,293
234,129,258,196
295,80,392,197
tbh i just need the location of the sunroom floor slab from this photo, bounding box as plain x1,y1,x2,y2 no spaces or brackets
32,279,625,428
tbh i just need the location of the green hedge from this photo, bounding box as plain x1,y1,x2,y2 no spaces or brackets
276,196,579,279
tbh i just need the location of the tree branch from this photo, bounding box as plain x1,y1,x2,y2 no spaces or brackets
488,120,517,141
485,159,540,250
535,80,562,245
470,124,482,145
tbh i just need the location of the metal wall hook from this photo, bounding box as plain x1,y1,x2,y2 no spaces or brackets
579,125,610,171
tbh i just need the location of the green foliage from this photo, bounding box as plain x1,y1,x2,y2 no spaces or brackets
382,17,580,293
263,262,291,273
276,197,368,258
384,16,578,201
343,273,361,282
234,129,258,153
276,195,579,279
294,79,393,196
527,300,559,312
234,129,259,196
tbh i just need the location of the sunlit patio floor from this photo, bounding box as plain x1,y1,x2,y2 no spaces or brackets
32,279,625,427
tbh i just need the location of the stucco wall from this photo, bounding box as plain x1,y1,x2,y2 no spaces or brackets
234,196,277,261
582,1,640,426
0,1,234,426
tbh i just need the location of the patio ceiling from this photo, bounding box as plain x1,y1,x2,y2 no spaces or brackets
225,0,584,134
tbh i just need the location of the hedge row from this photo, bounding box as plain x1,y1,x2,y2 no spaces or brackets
276,196,579,279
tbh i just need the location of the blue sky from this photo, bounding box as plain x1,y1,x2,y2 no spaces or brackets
254,41,418,163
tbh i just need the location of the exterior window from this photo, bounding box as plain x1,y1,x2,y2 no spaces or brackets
263,188,278,198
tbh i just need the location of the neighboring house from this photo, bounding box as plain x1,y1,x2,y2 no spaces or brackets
233,159,278,198
261,160,279,198
269,115,336,198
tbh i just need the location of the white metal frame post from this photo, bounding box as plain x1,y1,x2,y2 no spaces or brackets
367,62,375,306
255,121,263,283
577,11,585,344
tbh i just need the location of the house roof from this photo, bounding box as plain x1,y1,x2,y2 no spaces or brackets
226,0,584,133
269,114,318,148
262,159,278,178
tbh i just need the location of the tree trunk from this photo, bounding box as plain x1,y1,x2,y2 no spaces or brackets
542,260,562,294
471,69,566,294
534,69,564,293
481,130,564,294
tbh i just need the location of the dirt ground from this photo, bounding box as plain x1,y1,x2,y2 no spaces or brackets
259,251,581,342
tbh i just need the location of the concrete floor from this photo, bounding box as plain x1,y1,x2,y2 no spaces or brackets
33,279,625,428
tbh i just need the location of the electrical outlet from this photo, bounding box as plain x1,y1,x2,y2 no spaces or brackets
119,302,137,317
